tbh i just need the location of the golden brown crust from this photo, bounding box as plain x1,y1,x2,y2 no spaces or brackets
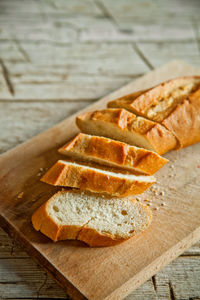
162,97,200,149
32,197,81,242
76,108,178,155
32,202,60,241
77,227,126,247
59,133,168,175
108,89,149,111
59,133,127,165
107,76,200,123
41,160,155,197
77,109,155,134
145,123,178,155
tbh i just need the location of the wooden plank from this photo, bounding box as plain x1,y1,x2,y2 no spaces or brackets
0,41,26,62
8,43,148,74
0,23,77,44
0,0,41,14
155,257,200,300
1,42,148,100
0,64,12,99
0,61,200,300
0,14,195,44
137,42,200,69
0,74,130,101
100,0,200,24
41,0,103,16
0,0,102,17
0,227,28,258
79,17,195,42
0,101,90,154
0,251,199,299
0,258,67,299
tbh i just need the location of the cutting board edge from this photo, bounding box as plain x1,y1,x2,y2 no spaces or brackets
104,226,200,300
0,212,88,300
1,210,200,300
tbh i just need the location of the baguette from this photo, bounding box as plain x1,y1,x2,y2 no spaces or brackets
108,76,200,122
32,189,152,246
41,160,156,197
76,108,177,155
59,133,168,175
162,96,200,148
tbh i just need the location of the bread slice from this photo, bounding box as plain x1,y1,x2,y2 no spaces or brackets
59,133,168,175
41,160,155,197
76,108,177,155
108,76,200,122
32,189,152,246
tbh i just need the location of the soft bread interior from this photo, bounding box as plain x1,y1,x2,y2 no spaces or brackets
59,160,155,183
47,190,152,239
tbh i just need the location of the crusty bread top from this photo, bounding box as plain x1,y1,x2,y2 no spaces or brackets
32,189,152,246
76,108,178,154
77,108,156,134
59,133,168,175
108,76,200,122
42,160,155,183
162,97,200,148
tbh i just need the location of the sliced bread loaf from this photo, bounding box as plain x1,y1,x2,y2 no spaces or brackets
32,189,152,246
59,133,168,175
108,76,200,122
41,160,156,197
76,108,177,155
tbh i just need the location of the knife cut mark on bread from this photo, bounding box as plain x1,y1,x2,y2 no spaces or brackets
59,133,168,175
32,189,152,246
76,108,178,155
108,76,200,123
107,77,200,151
41,160,156,197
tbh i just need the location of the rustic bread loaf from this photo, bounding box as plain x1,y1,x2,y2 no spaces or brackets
41,160,155,197
59,133,168,175
76,108,177,155
108,77,200,150
32,189,152,246
108,76,200,122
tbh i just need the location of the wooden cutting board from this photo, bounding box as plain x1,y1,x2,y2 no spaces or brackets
0,60,200,300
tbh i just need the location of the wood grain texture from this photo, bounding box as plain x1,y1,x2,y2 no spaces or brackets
1,0,200,298
0,101,90,154
0,61,200,300
0,227,199,299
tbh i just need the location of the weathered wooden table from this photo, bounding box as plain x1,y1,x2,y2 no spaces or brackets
0,1,200,299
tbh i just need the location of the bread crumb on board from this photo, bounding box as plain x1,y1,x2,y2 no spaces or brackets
153,207,159,211
18,192,24,199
